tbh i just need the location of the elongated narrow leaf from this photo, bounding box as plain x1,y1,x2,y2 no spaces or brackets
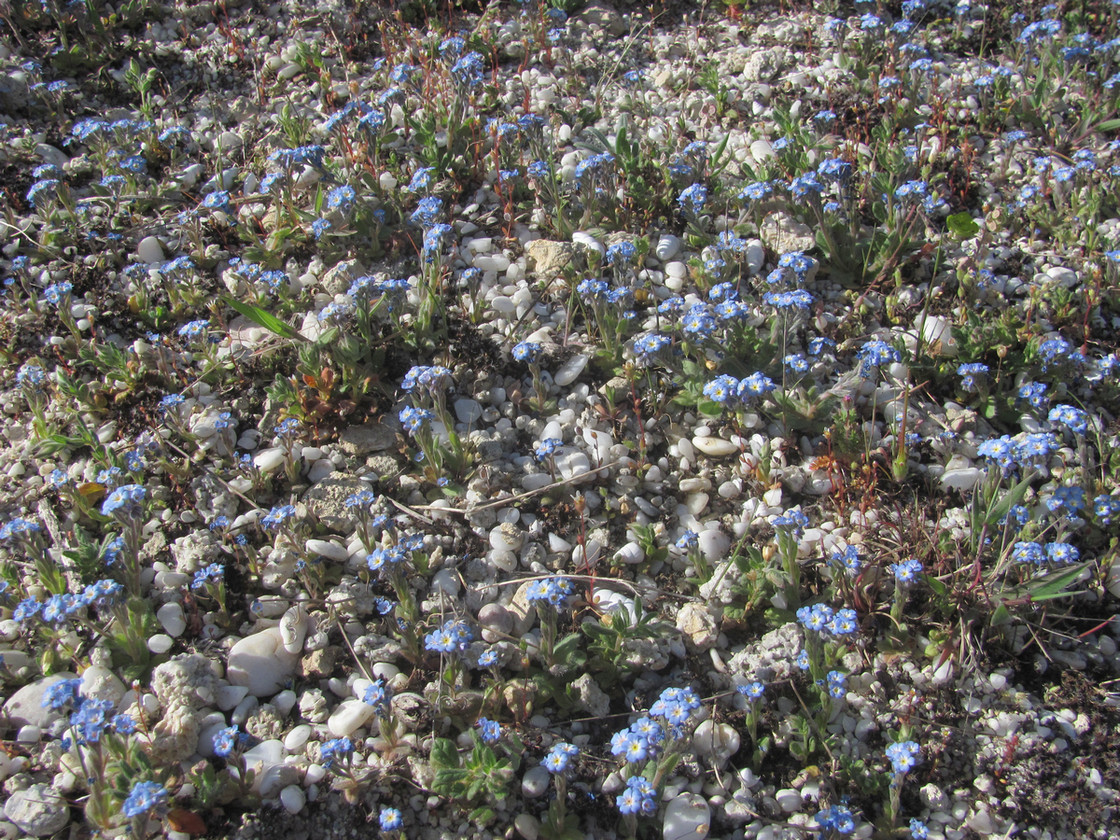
224,296,301,340
1025,562,1090,602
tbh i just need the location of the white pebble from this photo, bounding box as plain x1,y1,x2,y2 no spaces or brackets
280,784,306,814
148,634,174,654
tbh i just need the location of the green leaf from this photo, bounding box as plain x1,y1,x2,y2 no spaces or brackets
224,296,301,340
990,603,1012,627
430,738,460,770
1097,118,1120,131
1024,562,1090,602
946,212,980,239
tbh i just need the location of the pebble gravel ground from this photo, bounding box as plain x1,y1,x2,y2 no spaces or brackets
1,1,1120,839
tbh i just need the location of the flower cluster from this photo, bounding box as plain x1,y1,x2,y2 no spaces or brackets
886,739,921,773
797,603,859,636
424,619,474,654
526,577,577,610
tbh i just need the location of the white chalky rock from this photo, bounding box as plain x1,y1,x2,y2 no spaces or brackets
557,450,591,480
148,636,174,658
308,459,335,483
157,602,187,637
227,627,299,697
940,466,983,492
656,234,681,261
692,436,739,457
279,605,309,654
554,353,589,387
4,783,70,836
327,698,376,738
280,784,306,814
2,676,78,730
775,788,802,813
285,724,312,752
137,236,165,264
572,231,604,254
79,665,126,705
749,139,775,164
698,528,730,561
663,792,711,840
253,447,287,473
919,314,957,356
306,539,348,562
216,684,249,711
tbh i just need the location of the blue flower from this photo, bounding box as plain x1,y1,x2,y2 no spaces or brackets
212,725,245,758
41,678,82,710
737,681,765,700
101,484,147,517
424,619,473,653
633,333,670,365
815,803,856,835
703,374,739,405
410,196,443,226
362,678,392,715
478,649,498,668
320,737,354,764
379,807,403,831
678,183,708,214
534,438,562,461
1048,404,1088,434
512,341,542,363
890,558,923,583
606,241,637,266
856,340,901,376
886,740,921,773
477,717,502,744
121,781,168,818
1045,542,1078,564
544,742,577,773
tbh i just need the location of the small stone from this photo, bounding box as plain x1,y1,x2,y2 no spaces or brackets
760,212,814,253
137,236,165,264
4,784,69,836
280,784,306,814
15,725,39,743
157,602,187,637
662,792,710,840
571,673,610,718
691,720,740,767
285,724,312,752
279,605,309,654
692,436,738,457
920,314,958,356
521,765,551,798
524,239,573,280
676,604,717,651
774,789,801,813
227,628,300,697
698,528,730,561
253,447,287,473
148,634,174,654
306,539,349,563
514,813,540,840
339,422,396,456
940,467,982,491
327,698,376,738
554,354,589,387
454,398,484,425
655,234,681,261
